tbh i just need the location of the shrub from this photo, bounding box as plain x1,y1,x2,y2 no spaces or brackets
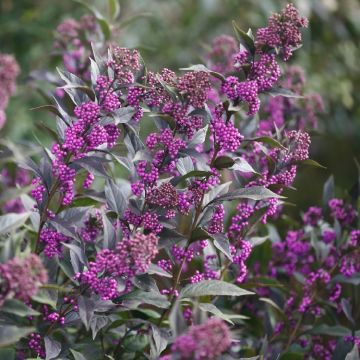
0,3,358,359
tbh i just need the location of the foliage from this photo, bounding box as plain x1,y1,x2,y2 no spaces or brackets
0,2,359,360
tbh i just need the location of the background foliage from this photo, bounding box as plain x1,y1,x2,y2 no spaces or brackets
1,0,360,215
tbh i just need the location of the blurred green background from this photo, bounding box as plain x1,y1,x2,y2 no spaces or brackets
1,0,360,214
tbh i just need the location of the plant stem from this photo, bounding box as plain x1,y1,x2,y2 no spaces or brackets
156,190,206,326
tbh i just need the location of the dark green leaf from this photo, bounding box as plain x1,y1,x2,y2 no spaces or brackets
1,299,40,317
179,64,225,82
63,85,95,101
0,212,30,235
309,324,351,337
180,280,254,298
112,107,136,124
209,186,284,204
158,228,187,249
30,105,65,119
44,336,61,360
115,290,170,309
279,353,304,360
331,273,360,286
299,159,326,169
231,157,260,175
345,346,360,360
90,315,109,340
0,326,35,347
71,156,110,178
150,325,169,358
268,87,304,98
148,263,172,278
75,1,111,40
244,137,286,150
188,125,208,148
133,274,159,293
213,156,235,170
213,233,233,261
177,170,212,182
259,297,283,313
176,156,194,175
190,227,213,242
78,296,95,331
105,180,127,216
102,212,116,250
70,349,87,360
323,175,335,206
0,349,15,360
232,21,256,55
341,298,355,325
32,288,58,309
198,303,248,324
108,0,120,20
249,236,269,247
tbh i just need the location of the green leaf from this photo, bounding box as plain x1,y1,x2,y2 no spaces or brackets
176,156,194,175
115,290,170,309
268,87,304,98
90,315,109,340
213,156,235,170
75,1,111,40
279,353,304,360
232,22,256,55
102,212,116,250
0,212,30,235
70,349,87,360
30,105,65,120
122,334,148,352
62,85,95,101
323,175,335,206
158,228,187,249
188,125,208,148
44,336,61,360
72,156,110,178
0,185,33,207
245,136,286,150
198,303,248,324
0,326,35,347
173,170,212,186
112,107,136,124
345,346,360,360
341,298,355,325
148,263,172,278
0,349,15,360
231,157,260,175
210,186,284,204
1,299,40,317
180,280,254,298
331,273,360,286
78,296,95,331
150,325,169,359
108,0,120,20
249,277,284,288
299,159,326,169
34,123,59,142
105,179,127,216
259,297,283,313
309,324,351,337
156,74,178,101
179,64,225,81
190,227,213,242
32,288,58,309
213,233,233,261
248,236,269,247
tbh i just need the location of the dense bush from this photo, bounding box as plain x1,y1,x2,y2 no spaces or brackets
0,2,359,359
